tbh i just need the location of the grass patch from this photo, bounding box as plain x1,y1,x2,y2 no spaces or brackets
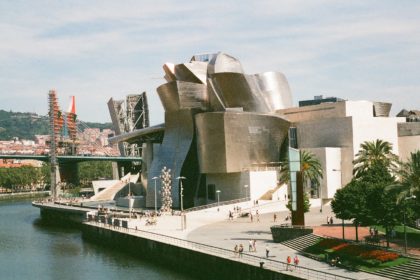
359,257,411,272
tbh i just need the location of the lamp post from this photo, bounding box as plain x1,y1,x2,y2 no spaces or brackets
176,176,186,230
216,190,221,207
152,176,159,213
404,195,416,254
244,184,249,200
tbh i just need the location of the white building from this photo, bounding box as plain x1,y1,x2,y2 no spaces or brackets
276,99,420,203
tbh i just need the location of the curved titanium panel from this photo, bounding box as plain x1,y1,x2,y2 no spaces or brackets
157,81,208,112
253,71,293,110
195,112,290,173
174,62,208,84
207,52,244,75
146,109,198,209
208,72,270,112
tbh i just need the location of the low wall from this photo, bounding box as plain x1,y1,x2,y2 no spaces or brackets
33,202,90,226
271,226,313,242
0,191,49,201
82,224,301,280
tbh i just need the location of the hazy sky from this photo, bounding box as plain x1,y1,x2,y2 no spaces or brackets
1,1,419,124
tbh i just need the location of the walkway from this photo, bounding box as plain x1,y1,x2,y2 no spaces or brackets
122,200,389,279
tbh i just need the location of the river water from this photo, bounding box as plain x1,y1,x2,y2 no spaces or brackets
0,200,194,280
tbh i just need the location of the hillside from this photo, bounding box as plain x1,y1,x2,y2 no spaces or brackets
0,110,113,140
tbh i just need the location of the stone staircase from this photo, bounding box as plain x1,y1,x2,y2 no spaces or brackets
280,233,321,251
367,258,420,280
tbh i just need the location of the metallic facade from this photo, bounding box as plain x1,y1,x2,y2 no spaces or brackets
195,112,290,174
110,52,294,209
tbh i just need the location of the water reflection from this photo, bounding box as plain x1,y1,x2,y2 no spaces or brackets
0,200,194,280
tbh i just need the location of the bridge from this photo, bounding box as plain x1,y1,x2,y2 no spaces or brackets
0,154,142,163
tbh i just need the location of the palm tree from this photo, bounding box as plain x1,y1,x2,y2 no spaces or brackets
353,139,399,178
390,150,420,204
280,150,323,187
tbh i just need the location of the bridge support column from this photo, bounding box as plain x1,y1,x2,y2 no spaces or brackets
58,162,79,186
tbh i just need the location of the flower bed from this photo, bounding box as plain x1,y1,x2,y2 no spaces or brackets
305,238,400,266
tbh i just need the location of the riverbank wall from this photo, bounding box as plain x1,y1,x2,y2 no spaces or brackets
32,202,90,226
0,191,49,201
82,223,300,280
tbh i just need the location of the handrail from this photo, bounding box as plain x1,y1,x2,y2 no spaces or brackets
86,219,356,280
185,197,249,213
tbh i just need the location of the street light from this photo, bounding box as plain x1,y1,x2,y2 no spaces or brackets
244,184,249,200
404,195,416,254
176,176,186,212
216,190,221,207
176,176,186,230
152,176,159,213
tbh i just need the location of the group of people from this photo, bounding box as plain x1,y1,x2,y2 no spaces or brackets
233,244,244,258
326,216,334,225
286,255,300,271
248,239,257,252
369,227,379,237
249,210,260,222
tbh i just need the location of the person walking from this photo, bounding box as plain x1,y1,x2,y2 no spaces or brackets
286,255,292,271
265,245,270,258
248,239,253,252
327,216,330,225
294,255,299,268
238,244,244,258
234,244,238,257
273,213,277,222
330,216,334,224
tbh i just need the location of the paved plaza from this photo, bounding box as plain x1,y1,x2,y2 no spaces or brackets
124,200,391,279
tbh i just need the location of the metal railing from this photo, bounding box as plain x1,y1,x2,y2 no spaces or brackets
86,220,356,280
185,197,249,213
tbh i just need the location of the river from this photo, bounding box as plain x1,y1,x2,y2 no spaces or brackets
0,200,194,280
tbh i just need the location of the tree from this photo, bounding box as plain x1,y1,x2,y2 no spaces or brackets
387,150,420,226
394,150,420,203
280,150,323,187
359,163,398,247
353,139,399,178
331,180,367,241
286,192,311,213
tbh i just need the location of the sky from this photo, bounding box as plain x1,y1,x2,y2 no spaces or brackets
1,0,420,125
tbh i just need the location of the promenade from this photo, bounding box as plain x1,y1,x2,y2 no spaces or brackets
119,200,390,280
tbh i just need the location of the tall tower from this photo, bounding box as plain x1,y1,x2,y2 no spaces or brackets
48,90,63,199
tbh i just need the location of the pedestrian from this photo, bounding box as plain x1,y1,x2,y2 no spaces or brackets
286,255,292,271
250,213,253,222
248,239,253,252
265,245,270,258
234,244,238,257
253,239,257,252
273,213,277,222
330,216,334,224
327,216,329,225
239,244,244,258
256,210,260,222
294,255,299,268
229,211,233,220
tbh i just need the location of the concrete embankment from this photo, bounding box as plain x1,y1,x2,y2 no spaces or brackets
81,222,301,280
0,191,49,201
32,201,91,226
